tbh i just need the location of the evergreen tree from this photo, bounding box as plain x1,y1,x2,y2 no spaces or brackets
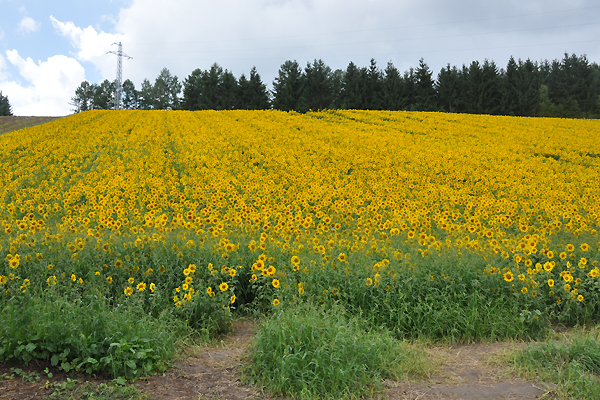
219,69,239,110
382,62,403,111
70,81,95,113
153,68,181,110
502,57,540,116
0,91,12,116
401,68,417,110
436,64,462,113
365,59,383,110
303,59,334,111
414,58,436,111
93,80,115,110
340,61,366,109
182,68,203,111
271,60,304,111
238,73,251,110
329,69,344,109
137,79,154,110
479,59,502,115
121,79,138,109
198,63,223,110
246,66,270,109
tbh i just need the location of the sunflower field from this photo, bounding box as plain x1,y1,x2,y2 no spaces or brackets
1,109,599,378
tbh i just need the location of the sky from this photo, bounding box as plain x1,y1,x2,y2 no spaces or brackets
1,0,599,116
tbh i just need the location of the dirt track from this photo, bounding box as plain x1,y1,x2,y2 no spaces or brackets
0,320,555,400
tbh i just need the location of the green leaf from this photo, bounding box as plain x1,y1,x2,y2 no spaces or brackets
25,343,36,353
144,361,153,373
61,361,71,373
114,376,126,385
126,360,136,370
51,354,59,366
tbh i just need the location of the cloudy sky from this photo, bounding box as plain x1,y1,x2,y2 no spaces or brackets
1,0,599,115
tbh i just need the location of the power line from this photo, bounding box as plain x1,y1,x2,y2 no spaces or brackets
107,42,132,110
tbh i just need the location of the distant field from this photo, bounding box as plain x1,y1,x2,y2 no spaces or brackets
0,116,62,134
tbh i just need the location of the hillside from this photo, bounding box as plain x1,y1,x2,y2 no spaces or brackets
0,116,62,134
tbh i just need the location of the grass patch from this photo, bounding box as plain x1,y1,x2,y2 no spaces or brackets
510,325,600,400
43,380,149,400
248,302,431,399
0,291,185,380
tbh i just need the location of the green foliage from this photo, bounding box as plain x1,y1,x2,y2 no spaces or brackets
0,91,13,116
249,303,430,399
280,249,551,343
42,379,148,400
0,291,179,379
511,328,600,399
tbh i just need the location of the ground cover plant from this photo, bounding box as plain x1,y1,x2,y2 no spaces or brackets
510,326,600,399
1,109,599,396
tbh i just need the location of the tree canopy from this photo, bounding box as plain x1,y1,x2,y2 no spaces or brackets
71,53,600,118
1,91,14,116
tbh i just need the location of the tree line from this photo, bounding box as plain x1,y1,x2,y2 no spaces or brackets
70,53,600,118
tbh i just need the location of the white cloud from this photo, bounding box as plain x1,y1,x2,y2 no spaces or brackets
50,15,123,80
44,0,600,93
0,54,7,81
18,17,40,34
0,50,86,116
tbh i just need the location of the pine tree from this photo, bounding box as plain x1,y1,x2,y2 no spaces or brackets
414,58,436,111
303,59,334,111
93,80,115,110
153,68,181,110
182,68,203,111
137,79,154,110
0,91,12,116
121,79,138,109
365,59,383,110
272,60,304,111
436,64,461,113
340,61,366,109
382,62,402,111
247,67,270,109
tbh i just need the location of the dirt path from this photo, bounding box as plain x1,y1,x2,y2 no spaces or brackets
136,322,554,400
0,116,61,135
386,343,554,400
134,319,263,400
1,322,555,400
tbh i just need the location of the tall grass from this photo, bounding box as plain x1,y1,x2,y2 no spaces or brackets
249,303,431,399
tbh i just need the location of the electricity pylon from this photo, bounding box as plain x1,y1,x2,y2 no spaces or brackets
107,42,132,110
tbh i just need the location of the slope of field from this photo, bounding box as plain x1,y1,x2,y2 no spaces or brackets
1,110,599,382
0,116,62,135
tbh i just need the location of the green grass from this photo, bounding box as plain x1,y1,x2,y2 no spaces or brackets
248,302,432,399
0,291,185,379
43,380,149,400
510,326,600,400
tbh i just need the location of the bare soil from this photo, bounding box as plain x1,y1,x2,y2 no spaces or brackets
0,321,556,400
386,343,555,400
0,116,61,135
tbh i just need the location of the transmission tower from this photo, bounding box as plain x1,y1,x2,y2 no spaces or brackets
107,42,132,110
